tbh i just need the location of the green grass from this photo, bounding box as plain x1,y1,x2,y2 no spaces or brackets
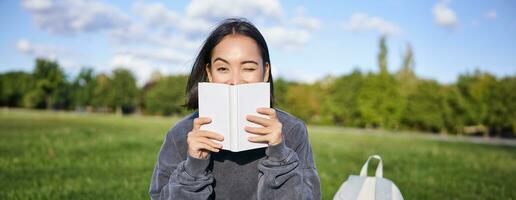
0,109,515,199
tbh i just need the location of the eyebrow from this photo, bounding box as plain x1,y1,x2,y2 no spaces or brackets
213,57,259,66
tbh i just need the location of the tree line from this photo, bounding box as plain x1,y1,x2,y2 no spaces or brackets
1,37,514,137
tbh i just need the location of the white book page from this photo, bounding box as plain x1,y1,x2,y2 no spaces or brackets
235,82,270,152
198,83,231,150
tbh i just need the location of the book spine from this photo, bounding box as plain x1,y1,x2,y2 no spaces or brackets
230,86,238,151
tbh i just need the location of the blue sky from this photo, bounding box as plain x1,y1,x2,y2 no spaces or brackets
1,0,515,85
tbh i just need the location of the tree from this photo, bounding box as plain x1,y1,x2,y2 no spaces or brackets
144,75,188,116
272,77,291,109
0,72,33,107
441,85,468,134
401,80,446,132
30,58,67,109
71,67,96,111
357,73,403,129
396,43,418,95
355,37,403,129
91,73,111,112
109,68,138,114
457,71,495,127
378,36,388,75
485,76,516,136
283,83,321,122
321,70,363,126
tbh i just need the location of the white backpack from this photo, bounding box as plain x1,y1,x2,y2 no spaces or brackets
333,155,404,200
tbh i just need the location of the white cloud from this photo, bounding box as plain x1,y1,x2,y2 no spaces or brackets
292,6,321,30
109,53,156,86
343,13,402,36
128,1,317,52
432,1,459,30
21,0,129,34
21,0,320,84
109,46,194,85
292,16,321,30
186,0,283,22
263,27,310,51
485,9,497,20
132,2,178,30
16,39,32,54
16,39,84,70
17,39,68,61
22,0,52,10
131,2,214,35
114,47,191,65
109,23,202,51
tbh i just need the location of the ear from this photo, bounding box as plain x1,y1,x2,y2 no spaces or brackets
205,63,213,82
263,62,270,82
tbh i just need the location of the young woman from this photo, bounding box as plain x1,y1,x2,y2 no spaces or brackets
149,18,321,200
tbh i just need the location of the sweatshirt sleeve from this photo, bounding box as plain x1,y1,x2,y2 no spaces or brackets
257,122,322,200
149,126,214,200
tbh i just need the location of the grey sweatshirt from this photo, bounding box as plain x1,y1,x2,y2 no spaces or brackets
149,109,321,200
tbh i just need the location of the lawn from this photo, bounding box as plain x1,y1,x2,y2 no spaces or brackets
0,109,514,199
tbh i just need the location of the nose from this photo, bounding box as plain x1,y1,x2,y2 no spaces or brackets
228,77,239,85
228,72,242,85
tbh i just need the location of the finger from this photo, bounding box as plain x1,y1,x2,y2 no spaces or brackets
198,137,223,149
195,142,220,152
193,117,212,130
246,115,271,127
245,126,270,135
248,135,269,144
257,107,277,119
197,130,225,141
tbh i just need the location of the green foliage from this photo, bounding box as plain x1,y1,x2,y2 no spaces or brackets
283,83,321,122
0,72,33,107
441,85,468,134
1,44,515,136
356,73,403,129
378,36,388,75
272,77,290,109
91,73,112,111
485,77,516,135
71,68,96,109
109,68,138,114
396,43,418,95
457,71,495,126
143,75,189,116
31,58,68,109
321,71,363,126
401,80,445,132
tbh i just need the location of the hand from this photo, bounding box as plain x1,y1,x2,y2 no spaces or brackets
245,108,283,146
187,117,224,159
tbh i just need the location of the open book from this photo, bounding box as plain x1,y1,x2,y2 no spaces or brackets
198,82,270,152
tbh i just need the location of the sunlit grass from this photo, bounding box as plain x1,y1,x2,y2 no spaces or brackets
0,109,514,199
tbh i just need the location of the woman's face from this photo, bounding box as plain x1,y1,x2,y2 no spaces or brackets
206,34,269,85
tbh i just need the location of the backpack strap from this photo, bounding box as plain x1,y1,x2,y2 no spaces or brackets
359,154,383,178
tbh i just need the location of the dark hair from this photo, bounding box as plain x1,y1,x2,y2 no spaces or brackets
184,18,275,109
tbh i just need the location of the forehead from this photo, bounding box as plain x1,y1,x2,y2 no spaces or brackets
211,34,261,61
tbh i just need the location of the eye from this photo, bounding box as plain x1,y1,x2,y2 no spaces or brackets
217,67,228,72
243,67,256,71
